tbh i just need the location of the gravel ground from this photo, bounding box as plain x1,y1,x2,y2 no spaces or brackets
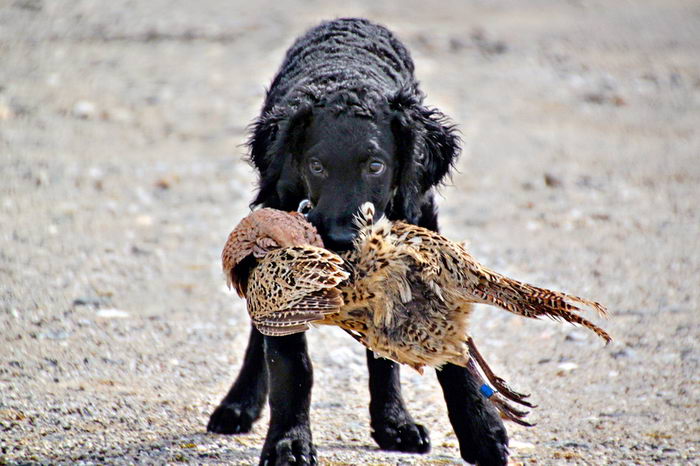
2,0,699,464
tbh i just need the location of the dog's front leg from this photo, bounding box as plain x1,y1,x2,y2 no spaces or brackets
208,325,268,434
437,363,509,465
367,350,431,453
260,332,316,466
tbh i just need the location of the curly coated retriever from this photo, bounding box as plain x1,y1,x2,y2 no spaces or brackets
207,18,509,465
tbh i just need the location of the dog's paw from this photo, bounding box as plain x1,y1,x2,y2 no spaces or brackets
260,427,317,466
371,420,431,453
453,404,509,466
207,402,258,435
458,429,508,466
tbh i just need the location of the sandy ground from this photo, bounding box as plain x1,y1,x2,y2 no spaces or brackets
2,0,699,464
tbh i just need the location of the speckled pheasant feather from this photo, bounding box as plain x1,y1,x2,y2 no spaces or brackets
324,203,611,376
387,215,611,343
246,247,349,336
222,204,611,424
222,208,348,336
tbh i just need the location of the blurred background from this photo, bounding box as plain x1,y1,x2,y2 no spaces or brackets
1,0,698,463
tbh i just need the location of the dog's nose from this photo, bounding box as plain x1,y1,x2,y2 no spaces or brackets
324,230,356,252
305,206,358,252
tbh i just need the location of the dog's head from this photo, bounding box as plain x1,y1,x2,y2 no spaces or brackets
248,88,459,251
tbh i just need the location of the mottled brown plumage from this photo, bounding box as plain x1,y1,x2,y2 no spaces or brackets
221,205,611,422
322,203,611,375
222,208,348,335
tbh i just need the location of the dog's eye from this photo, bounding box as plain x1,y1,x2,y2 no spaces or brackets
309,160,324,175
368,160,385,175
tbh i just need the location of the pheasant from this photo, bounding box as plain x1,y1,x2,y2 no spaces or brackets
222,203,611,423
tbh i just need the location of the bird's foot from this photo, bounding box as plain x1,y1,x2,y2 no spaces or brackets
260,425,317,466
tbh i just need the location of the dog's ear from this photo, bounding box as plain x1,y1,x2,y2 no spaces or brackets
389,88,460,222
248,103,314,208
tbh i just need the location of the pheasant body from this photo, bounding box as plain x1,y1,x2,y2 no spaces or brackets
222,205,611,424
319,205,611,373
327,217,475,372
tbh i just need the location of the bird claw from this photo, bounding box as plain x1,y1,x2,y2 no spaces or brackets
467,337,533,408
491,396,535,427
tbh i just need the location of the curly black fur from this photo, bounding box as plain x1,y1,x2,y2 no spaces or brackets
208,18,509,466
248,18,459,224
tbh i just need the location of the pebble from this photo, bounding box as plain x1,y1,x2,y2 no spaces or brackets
565,330,589,342
38,329,70,340
544,172,563,188
557,362,579,372
135,214,154,226
73,100,97,119
95,309,130,319
510,440,536,451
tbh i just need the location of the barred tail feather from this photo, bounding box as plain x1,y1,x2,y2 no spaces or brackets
474,274,612,343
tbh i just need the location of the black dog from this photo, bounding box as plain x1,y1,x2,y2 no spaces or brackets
208,18,509,465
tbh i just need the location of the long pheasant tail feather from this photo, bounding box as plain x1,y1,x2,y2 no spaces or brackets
475,273,612,343
561,293,608,317
558,311,613,343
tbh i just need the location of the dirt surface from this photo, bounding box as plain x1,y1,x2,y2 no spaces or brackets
2,0,699,464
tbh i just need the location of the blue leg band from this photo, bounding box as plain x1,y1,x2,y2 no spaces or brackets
480,384,496,398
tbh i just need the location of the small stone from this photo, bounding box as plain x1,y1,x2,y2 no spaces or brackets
611,95,626,106
544,172,562,188
510,440,536,451
73,100,97,119
72,297,103,307
557,362,578,372
565,330,588,342
135,215,153,227
38,329,69,340
610,348,636,359
96,309,130,319
155,174,180,190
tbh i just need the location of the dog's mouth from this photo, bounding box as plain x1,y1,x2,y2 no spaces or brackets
298,199,359,252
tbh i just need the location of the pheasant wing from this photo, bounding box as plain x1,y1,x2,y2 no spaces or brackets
246,246,349,336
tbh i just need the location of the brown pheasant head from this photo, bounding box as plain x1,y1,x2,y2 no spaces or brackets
222,208,324,296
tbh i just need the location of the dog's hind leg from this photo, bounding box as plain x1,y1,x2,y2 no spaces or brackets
367,350,431,454
260,332,316,465
207,325,268,434
437,363,509,466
